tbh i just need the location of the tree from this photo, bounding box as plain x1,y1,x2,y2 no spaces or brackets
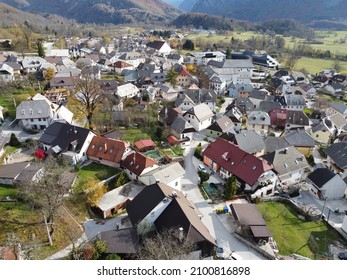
226,48,232,59
70,240,108,260
137,228,197,260
17,157,70,243
275,36,285,50
166,67,178,86
84,180,107,207
55,37,67,49
9,133,21,147
43,67,55,81
37,40,45,58
332,60,342,73
142,93,150,102
183,39,195,51
224,176,237,199
72,75,105,129
114,171,129,188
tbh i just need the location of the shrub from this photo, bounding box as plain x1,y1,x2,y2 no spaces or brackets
9,133,21,147
198,171,210,183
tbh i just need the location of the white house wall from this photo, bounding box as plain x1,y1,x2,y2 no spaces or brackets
322,175,347,200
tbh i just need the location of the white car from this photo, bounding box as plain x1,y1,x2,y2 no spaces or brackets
228,251,243,260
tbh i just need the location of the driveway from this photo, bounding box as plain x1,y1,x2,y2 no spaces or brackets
181,140,267,260
1,119,43,142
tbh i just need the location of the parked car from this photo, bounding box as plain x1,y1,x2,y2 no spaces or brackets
198,164,207,173
338,252,347,260
215,247,224,259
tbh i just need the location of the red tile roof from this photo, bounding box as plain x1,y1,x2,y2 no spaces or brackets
179,67,190,76
203,138,272,186
121,151,158,176
134,139,156,151
113,60,133,68
87,136,128,164
166,135,179,145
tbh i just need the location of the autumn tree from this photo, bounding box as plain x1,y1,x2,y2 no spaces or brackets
72,75,105,129
43,67,55,81
136,228,197,260
17,157,70,244
85,182,107,208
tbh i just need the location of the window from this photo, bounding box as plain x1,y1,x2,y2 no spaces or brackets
175,181,178,186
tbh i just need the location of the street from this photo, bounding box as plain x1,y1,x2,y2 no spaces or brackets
180,139,267,260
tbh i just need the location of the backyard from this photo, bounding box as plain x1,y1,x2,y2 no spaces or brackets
257,201,345,259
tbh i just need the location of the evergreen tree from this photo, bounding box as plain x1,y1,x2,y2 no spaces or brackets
183,39,195,51
37,41,45,58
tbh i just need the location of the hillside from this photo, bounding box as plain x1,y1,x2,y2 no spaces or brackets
178,0,197,11
0,2,71,28
0,0,182,25
181,0,347,24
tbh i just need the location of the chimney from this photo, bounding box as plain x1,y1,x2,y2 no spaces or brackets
172,191,177,198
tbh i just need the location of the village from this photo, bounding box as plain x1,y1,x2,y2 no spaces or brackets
0,29,347,260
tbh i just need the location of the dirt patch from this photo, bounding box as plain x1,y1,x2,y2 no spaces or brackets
6,148,34,164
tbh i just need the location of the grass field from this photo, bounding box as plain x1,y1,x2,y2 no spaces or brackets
74,162,119,193
0,93,32,119
118,128,151,143
257,202,344,259
293,57,347,74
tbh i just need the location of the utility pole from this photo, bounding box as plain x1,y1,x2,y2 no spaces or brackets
43,213,53,246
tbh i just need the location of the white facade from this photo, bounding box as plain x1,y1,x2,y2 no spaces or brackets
342,215,347,234
310,175,347,200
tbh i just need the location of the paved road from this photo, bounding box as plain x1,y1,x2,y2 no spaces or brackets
180,140,267,260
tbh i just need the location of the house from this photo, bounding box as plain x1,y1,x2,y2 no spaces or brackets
134,139,156,152
209,74,227,94
225,106,243,131
284,130,315,156
229,203,272,242
0,63,14,82
307,168,346,200
202,138,276,197
16,94,73,130
227,83,253,98
39,122,95,164
326,103,347,117
110,61,134,74
21,56,46,73
50,76,75,89
118,51,145,68
285,110,310,131
284,94,306,111
246,111,271,135
185,88,217,112
262,146,310,185
324,142,347,177
189,51,226,66
146,41,172,56
99,80,118,95
175,93,196,112
156,83,178,102
170,116,196,147
0,132,7,157
309,121,332,145
183,103,214,131
139,162,185,189
325,113,347,136
121,151,159,181
0,162,42,186
233,97,254,114
81,65,101,80
294,83,317,99
86,136,131,168
269,108,287,128
167,53,184,65
97,181,145,219
76,57,95,69
158,106,180,126
206,116,235,138
264,136,290,154
175,65,193,88
115,83,140,99
126,183,216,256
248,89,268,109
233,130,266,156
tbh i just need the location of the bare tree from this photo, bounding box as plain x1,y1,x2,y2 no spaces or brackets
72,75,105,129
17,157,71,244
136,228,197,260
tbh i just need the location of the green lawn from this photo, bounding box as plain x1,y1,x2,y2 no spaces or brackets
257,202,343,259
294,57,347,74
74,162,119,193
118,128,152,143
0,93,31,119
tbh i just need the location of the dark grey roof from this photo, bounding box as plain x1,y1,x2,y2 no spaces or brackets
265,136,290,153
39,122,91,154
286,111,309,126
235,97,254,113
171,116,196,135
285,94,306,106
185,89,217,104
329,103,347,114
311,122,329,133
324,142,347,169
307,168,336,189
0,162,30,180
259,101,281,113
249,89,267,100
285,130,315,147
100,228,139,254
146,41,166,50
207,115,234,133
16,100,52,119
235,130,265,154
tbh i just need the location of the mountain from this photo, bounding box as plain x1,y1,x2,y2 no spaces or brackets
0,2,70,28
184,0,347,24
161,0,184,7
0,0,182,25
179,0,198,11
